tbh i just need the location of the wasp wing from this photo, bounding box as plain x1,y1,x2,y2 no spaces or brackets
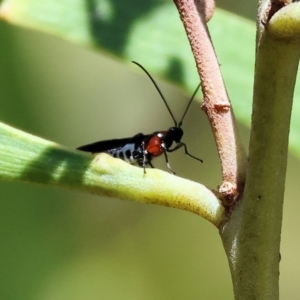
77,133,149,154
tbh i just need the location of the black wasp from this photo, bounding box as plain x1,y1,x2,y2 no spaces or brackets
77,61,203,174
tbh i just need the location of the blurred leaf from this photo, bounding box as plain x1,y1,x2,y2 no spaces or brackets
1,0,300,157
0,1,254,90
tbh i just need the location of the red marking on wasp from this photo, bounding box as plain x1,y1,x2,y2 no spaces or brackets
146,132,167,157
77,61,203,174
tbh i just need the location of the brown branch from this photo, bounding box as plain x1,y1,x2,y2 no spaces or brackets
173,0,247,206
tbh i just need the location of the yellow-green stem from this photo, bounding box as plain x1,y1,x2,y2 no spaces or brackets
0,122,225,226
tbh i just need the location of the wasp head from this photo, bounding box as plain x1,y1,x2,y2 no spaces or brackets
167,127,184,144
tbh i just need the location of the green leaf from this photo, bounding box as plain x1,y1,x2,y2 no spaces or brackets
1,0,300,158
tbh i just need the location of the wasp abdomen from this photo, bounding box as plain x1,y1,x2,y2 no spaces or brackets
107,143,145,166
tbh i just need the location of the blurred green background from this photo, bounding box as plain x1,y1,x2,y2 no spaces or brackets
1,1,300,299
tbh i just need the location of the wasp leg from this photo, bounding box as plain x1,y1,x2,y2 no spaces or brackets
141,141,147,174
139,146,154,172
161,143,175,174
168,142,203,163
148,160,155,169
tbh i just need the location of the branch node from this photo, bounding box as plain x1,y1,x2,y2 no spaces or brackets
214,102,231,113
219,181,239,207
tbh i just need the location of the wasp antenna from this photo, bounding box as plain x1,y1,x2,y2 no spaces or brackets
178,83,201,127
132,61,178,126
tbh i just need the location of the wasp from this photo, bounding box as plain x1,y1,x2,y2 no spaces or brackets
77,61,203,174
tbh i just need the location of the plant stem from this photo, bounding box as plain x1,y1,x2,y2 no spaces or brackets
220,3,300,298
0,122,225,226
173,0,247,204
